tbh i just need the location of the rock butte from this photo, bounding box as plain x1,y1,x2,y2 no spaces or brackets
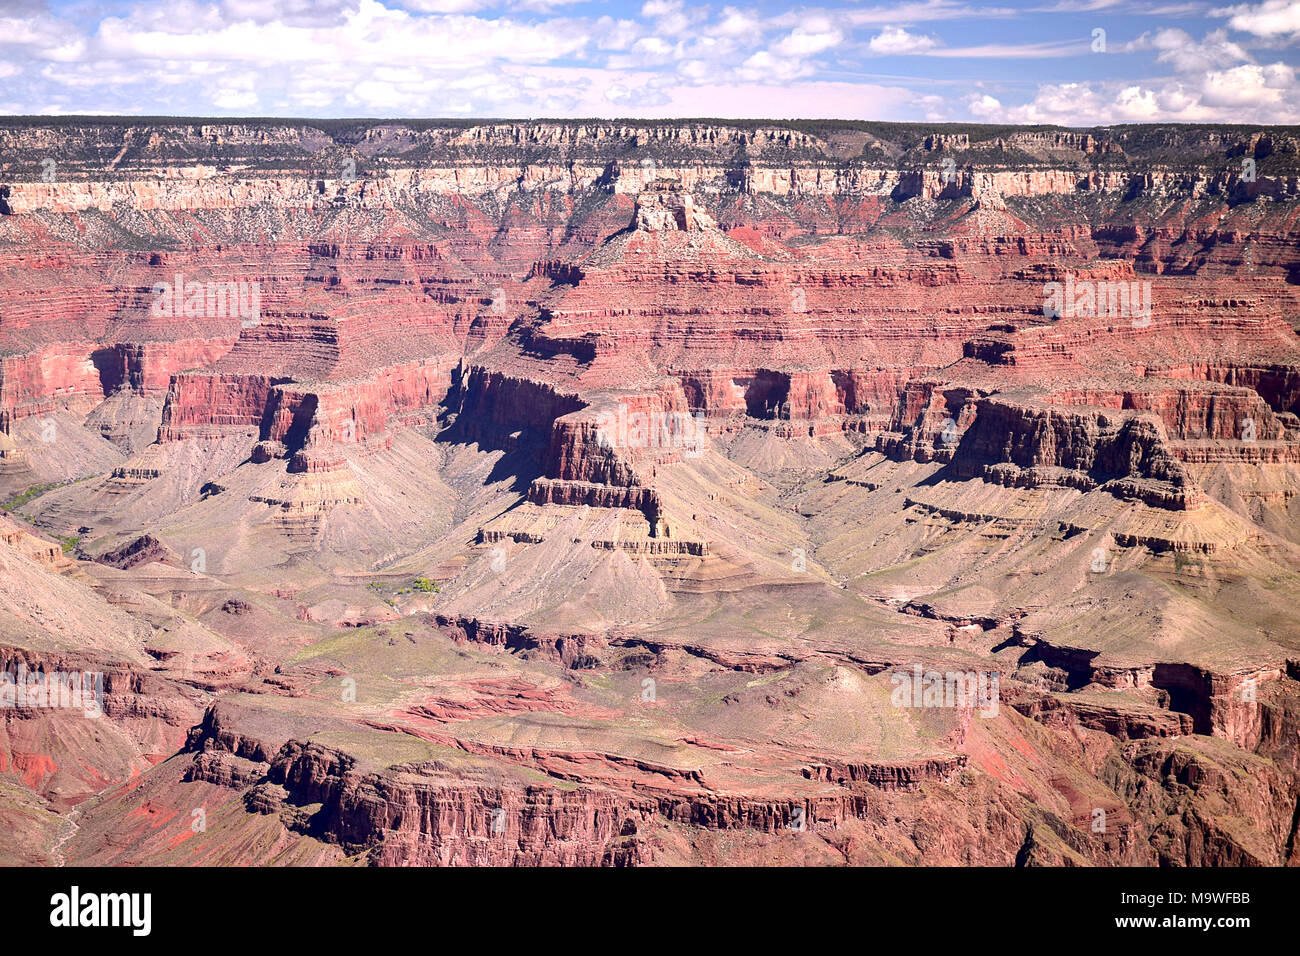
0,119,1299,866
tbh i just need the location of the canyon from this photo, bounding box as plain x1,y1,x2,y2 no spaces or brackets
1,119,1299,865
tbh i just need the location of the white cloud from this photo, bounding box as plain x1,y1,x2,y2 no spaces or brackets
613,78,936,119
1199,61,1294,105
217,0,363,27
772,26,844,58
967,92,1002,117
713,7,762,39
639,0,695,37
592,16,642,52
867,26,938,54
1122,27,1251,71
90,1,594,70
738,49,816,83
965,61,1299,124
403,0,494,12
925,38,1089,57
1210,1,1300,38
1113,84,1162,118
602,81,670,107
212,87,259,109
0,0,1296,121
843,2,1017,26
633,36,675,57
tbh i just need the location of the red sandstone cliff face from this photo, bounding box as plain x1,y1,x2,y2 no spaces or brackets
180,703,871,865
149,659,1300,867
6,125,1298,514
951,400,1199,506
0,646,204,807
448,367,585,447
158,373,273,441
253,739,656,866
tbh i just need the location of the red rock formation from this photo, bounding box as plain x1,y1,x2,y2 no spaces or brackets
4,119,1300,869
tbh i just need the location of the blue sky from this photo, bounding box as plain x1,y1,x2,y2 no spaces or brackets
1,0,1297,123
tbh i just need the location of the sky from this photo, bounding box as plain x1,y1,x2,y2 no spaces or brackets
0,0,1297,124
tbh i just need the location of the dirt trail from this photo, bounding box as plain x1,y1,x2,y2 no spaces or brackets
48,806,81,867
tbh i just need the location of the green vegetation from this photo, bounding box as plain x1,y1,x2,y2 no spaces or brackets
55,535,80,554
0,476,92,524
0,481,61,513
365,579,436,594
